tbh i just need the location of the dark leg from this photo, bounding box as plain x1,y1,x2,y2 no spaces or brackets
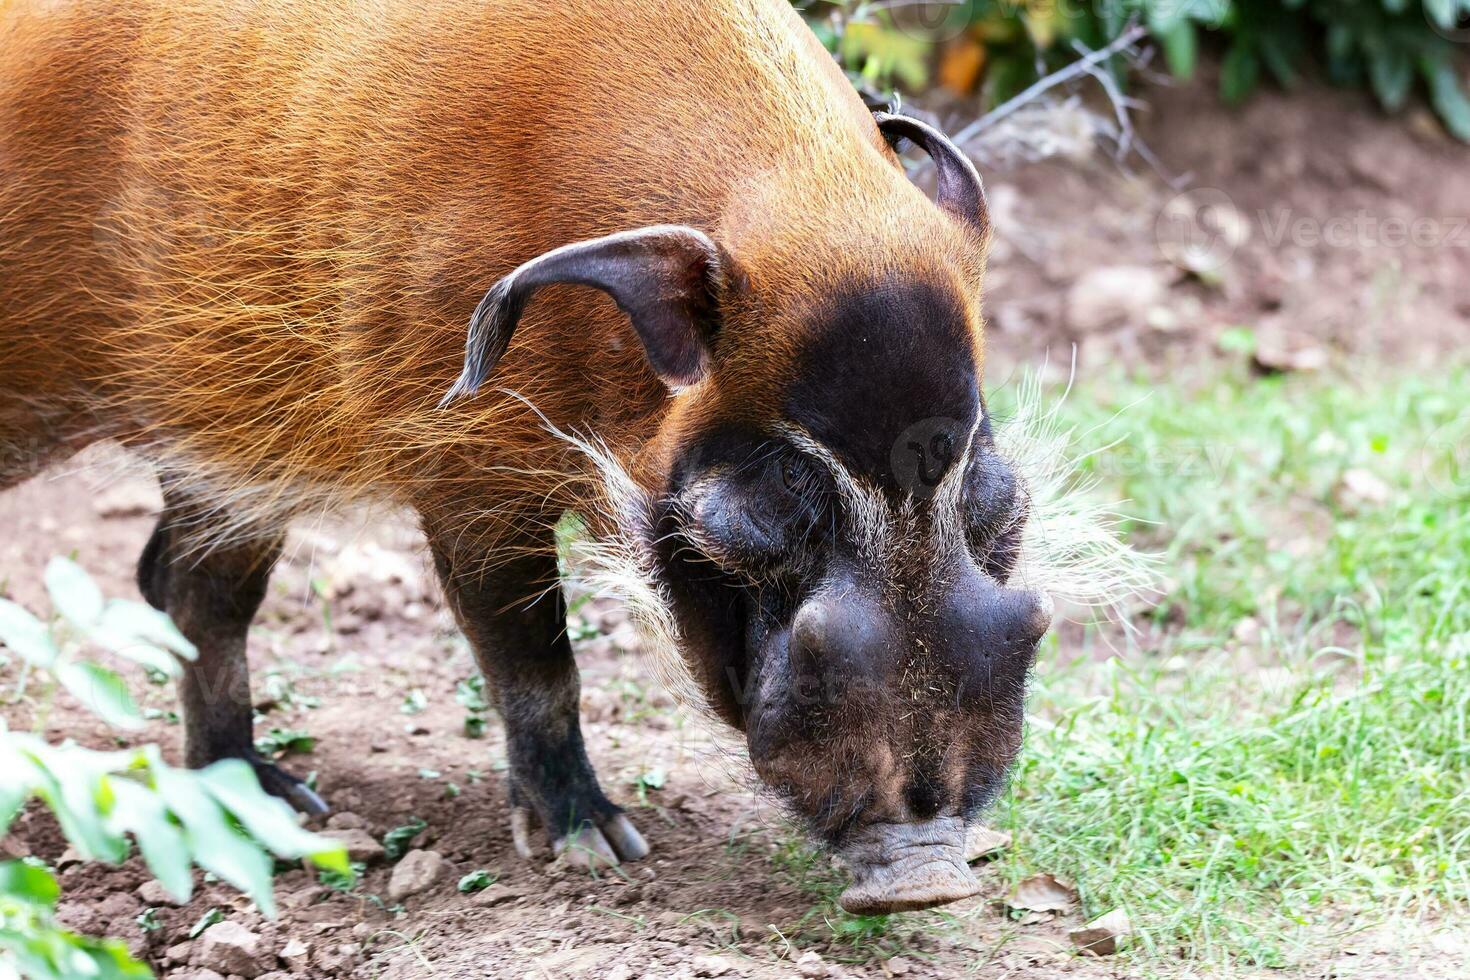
425,527,648,868
138,495,326,814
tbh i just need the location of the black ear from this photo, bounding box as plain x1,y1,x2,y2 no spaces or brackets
440,224,722,406
872,112,989,237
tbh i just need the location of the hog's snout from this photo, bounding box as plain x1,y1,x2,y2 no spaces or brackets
836,817,980,915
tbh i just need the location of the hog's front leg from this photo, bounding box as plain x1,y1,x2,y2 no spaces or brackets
425,531,648,868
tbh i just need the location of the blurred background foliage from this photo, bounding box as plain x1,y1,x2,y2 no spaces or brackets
797,0,1470,140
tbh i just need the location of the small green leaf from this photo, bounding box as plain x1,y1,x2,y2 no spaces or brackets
1422,56,1470,141
155,768,278,917
91,601,198,674
0,859,61,906
136,907,163,931
457,869,497,893
1158,21,1198,81
0,597,58,668
1369,49,1413,112
198,760,349,875
44,556,105,629
187,907,224,939
254,728,316,759
1426,0,1457,29
107,778,193,902
1220,44,1261,105
55,661,144,730
455,675,490,713
382,817,427,861
400,689,428,715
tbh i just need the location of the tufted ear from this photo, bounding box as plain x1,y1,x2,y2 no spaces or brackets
440,225,723,406
872,112,989,238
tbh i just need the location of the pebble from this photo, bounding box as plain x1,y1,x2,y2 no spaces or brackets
796,950,829,979
193,920,272,978
691,954,735,976
470,883,523,908
279,938,310,973
388,849,445,901
325,811,368,831
137,880,182,906
329,828,385,864
1066,265,1168,332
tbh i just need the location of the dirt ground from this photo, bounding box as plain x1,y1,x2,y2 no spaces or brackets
2,73,1467,980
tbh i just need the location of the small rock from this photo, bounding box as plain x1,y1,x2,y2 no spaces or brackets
325,811,368,831
96,892,139,918
313,942,361,973
93,481,163,519
171,971,226,980
164,941,194,966
328,828,385,864
388,849,445,901
255,973,298,980
137,880,182,906
796,950,829,979
278,939,310,973
885,956,913,976
53,901,99,935
605,965,635,980
282,886,328,910
1069,908,1133,956
691,954,734,977
1337,468,1392,511
1066,265,1168,333
580,688,619,723
193,921,272,978
1251,329,1328,375
470,883,523,908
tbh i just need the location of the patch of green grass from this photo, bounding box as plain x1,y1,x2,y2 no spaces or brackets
977,365,1470,969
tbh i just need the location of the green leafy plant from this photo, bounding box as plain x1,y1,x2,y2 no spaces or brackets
456,869,497,893
455,674,490,739
799,0,1470,140
253,727,316,760
382,817,428,861
0,558,351,978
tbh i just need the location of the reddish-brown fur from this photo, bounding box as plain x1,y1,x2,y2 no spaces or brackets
0,0,982,551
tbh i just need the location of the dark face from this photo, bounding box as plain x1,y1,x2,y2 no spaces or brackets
646,279,1052,913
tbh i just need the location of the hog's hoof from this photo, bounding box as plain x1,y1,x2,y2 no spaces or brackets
252,758,329,816
511,806,649,869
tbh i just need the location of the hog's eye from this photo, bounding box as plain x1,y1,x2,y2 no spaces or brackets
778,454,821,498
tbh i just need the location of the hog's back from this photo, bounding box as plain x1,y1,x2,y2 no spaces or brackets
0,0,878,516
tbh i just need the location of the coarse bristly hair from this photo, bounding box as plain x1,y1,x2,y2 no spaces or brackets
553,369,1160,724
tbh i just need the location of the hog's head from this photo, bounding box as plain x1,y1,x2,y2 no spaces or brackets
445,114,1068,913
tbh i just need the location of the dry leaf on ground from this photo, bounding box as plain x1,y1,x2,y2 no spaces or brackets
1005,873,1078,913
1069,909,1133,956
965,825,1012,862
